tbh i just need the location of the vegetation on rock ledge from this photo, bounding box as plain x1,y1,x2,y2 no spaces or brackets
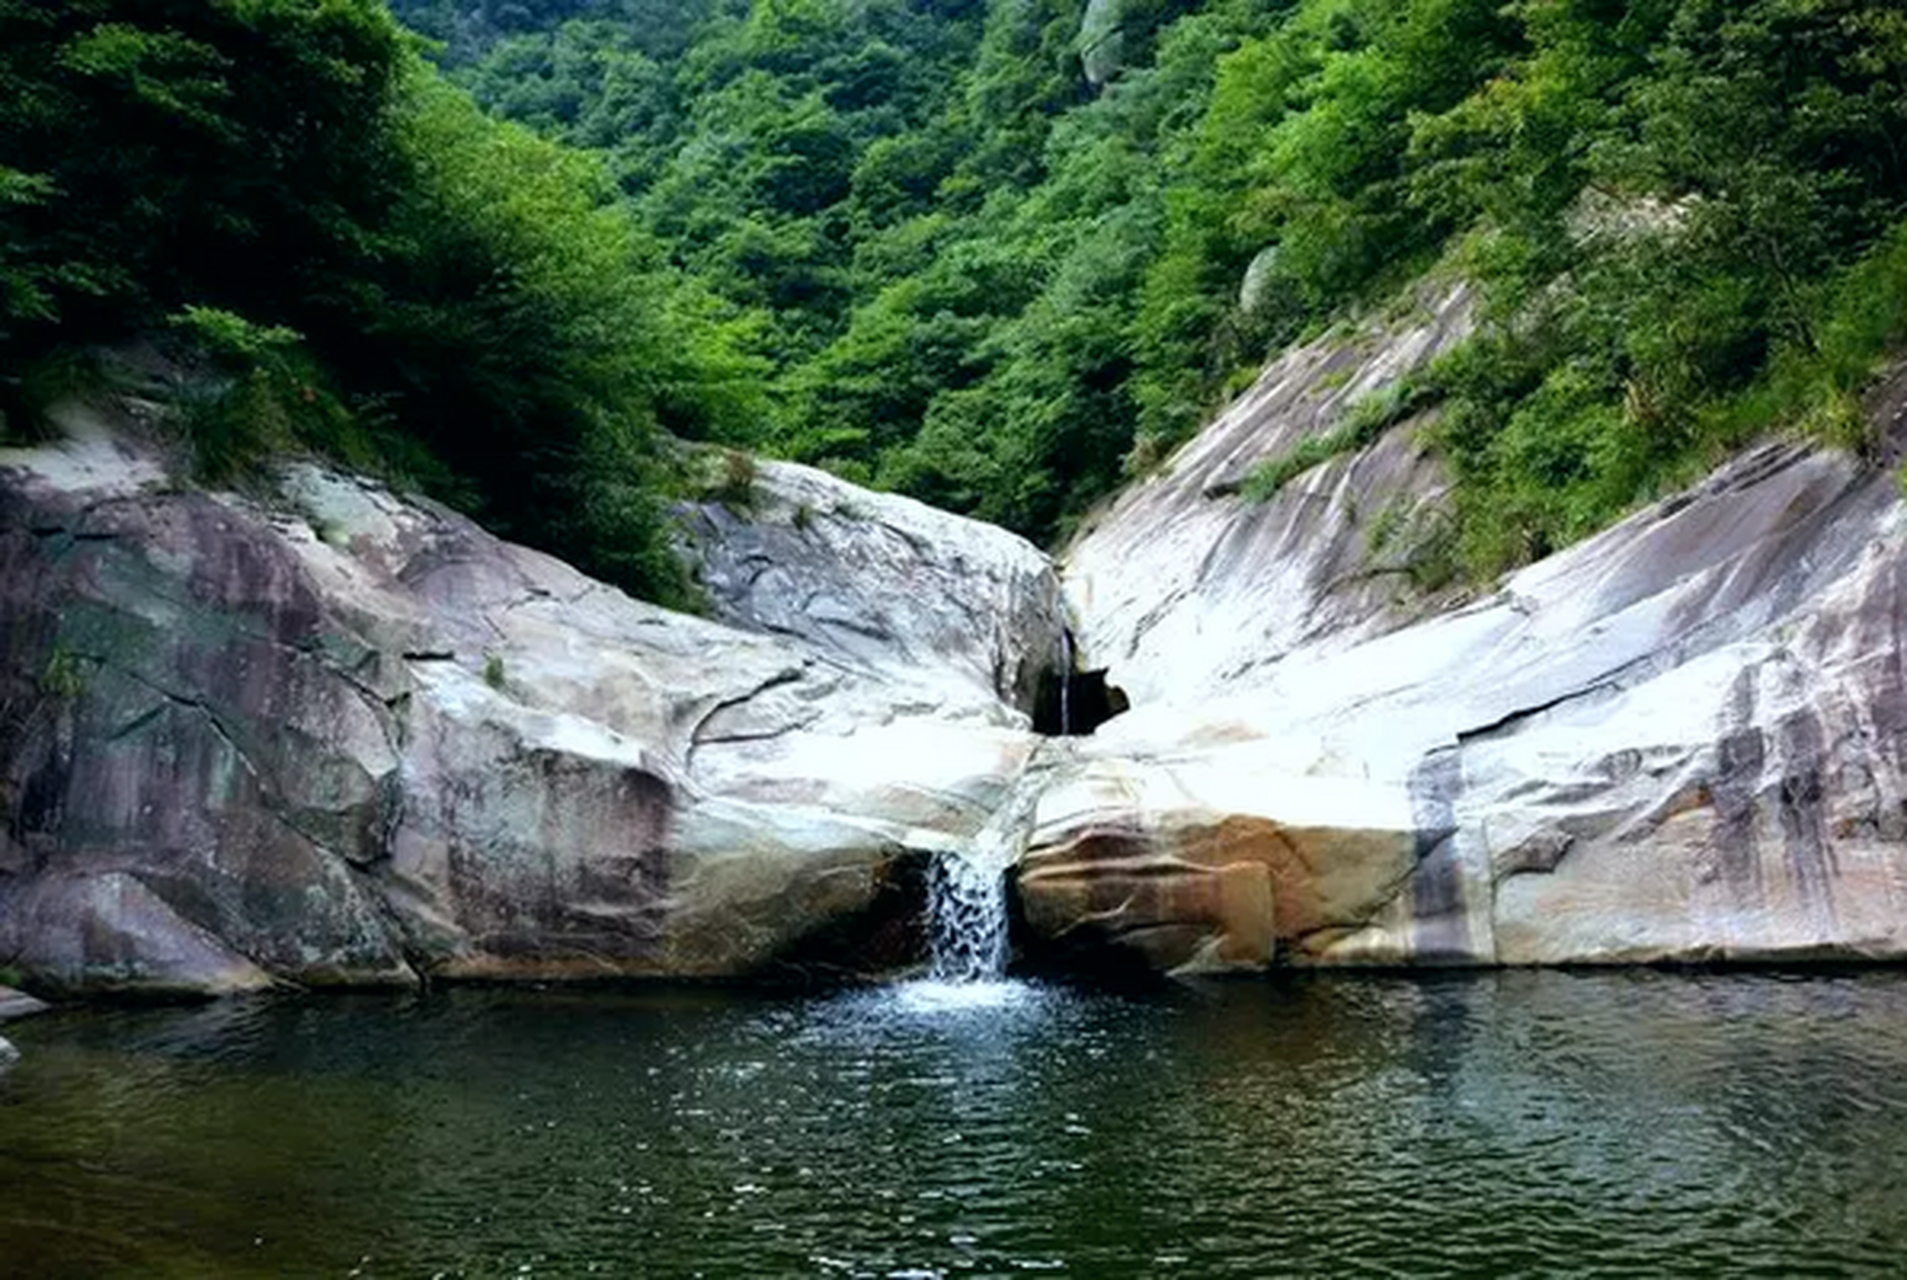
0,0,762,608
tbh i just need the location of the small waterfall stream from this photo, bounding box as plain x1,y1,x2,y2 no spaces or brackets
1058,629,1073,737
926,853,1009,981
922,743,1053,985
916,630,1074,989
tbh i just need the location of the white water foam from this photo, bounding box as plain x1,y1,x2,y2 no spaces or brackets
892,978,1035,1014
926,851,1009,982
916,756,1052,998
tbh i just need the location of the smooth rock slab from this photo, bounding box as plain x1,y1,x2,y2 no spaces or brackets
1063,287,1473,706
680,455,1065,717
0,986,48,1022
1038,325,1907,971
0,872,275,997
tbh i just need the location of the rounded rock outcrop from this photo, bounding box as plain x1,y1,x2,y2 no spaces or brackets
0,401,1063,995
1037,296,1907,973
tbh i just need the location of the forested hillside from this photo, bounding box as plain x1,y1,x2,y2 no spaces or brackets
5,0,1906,600
399,0,1907,569
0,0,760,605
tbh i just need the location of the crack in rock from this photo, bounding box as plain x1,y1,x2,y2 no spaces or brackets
685,666,812,766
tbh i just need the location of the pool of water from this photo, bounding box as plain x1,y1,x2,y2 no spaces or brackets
4,970,1906,1277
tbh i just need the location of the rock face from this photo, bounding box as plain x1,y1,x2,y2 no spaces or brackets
678,455,1064,715
0,403,1057,996
1077,0,1127,85
1028,307,1907,972
1065,287,1473,706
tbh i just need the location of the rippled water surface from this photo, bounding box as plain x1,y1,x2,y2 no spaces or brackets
5,971,1907,1277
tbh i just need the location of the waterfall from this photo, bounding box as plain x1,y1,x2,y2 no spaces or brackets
923,762,1047,983
1058,628,1074,737
913,632,1072,988
926,852,1009,981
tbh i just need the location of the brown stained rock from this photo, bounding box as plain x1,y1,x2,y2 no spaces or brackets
1017,773,1418,974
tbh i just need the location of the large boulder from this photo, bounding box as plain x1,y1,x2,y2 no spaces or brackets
1034,311,1907,973
1015,749,1418,972
677,454,1065,716
0,401,1058,995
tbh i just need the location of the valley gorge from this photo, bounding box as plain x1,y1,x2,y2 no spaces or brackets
7,301,1907,998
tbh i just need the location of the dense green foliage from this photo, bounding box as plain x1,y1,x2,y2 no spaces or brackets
410,0,1907,567
0,0,762,605
6,0,1906,591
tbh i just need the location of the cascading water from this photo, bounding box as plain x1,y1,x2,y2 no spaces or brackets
926,852,1009,981
1058,629,1074,737
909,631,1070,997
919,757,1050,988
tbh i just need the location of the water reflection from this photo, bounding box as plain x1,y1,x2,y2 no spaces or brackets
4,972,1907,1277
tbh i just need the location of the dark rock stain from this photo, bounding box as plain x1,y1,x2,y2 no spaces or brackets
1771,710,1838,930
1710,669,1767,898
1407,746,1471,960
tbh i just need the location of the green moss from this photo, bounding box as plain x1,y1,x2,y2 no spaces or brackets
39,645,87,700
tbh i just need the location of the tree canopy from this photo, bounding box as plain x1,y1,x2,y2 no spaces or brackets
1,0,763,605
401,0,1907,564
